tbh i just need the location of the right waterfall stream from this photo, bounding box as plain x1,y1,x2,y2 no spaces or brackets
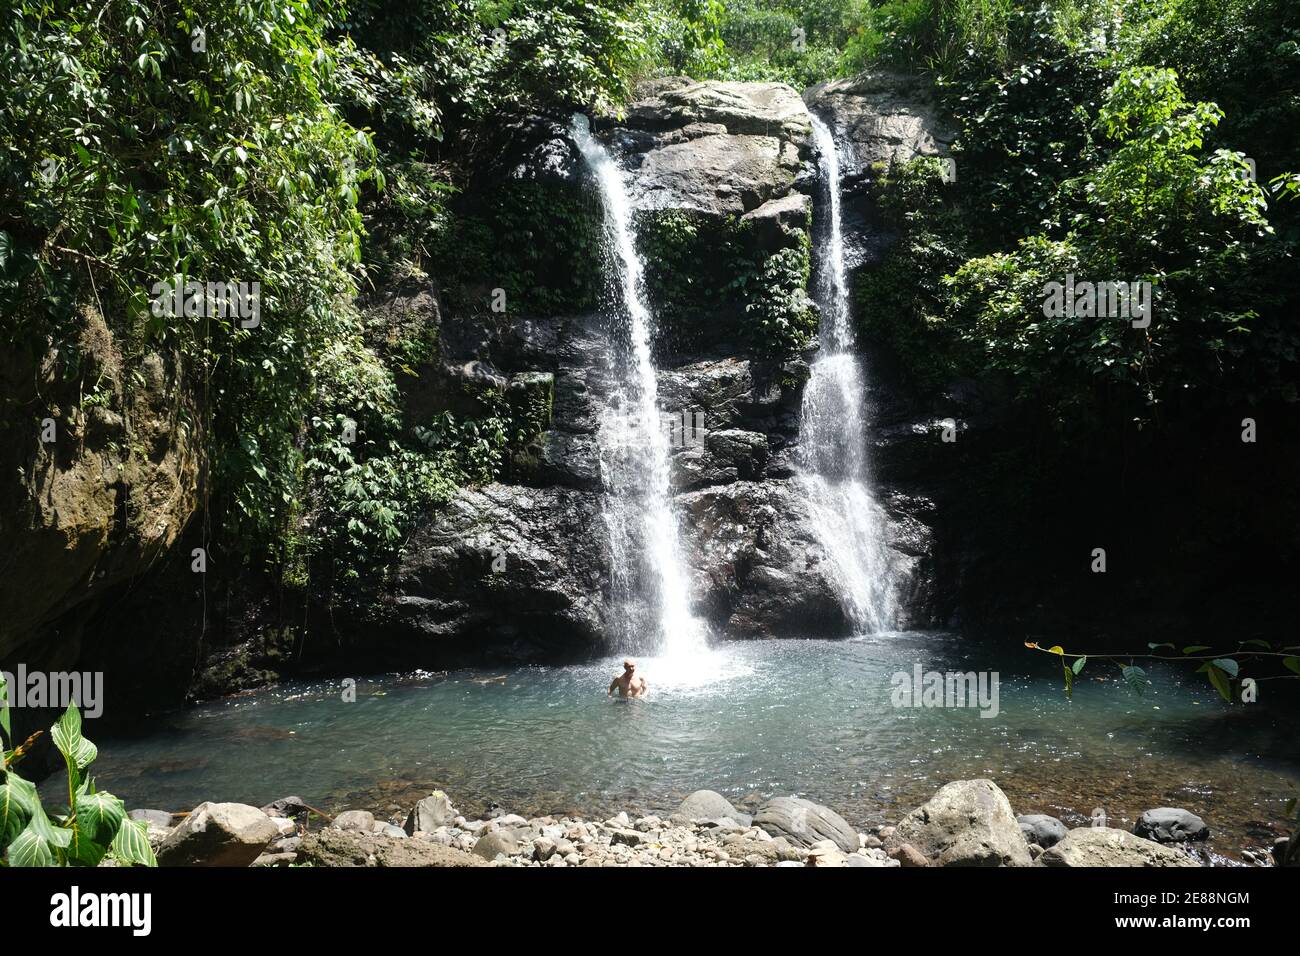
797,114,901,633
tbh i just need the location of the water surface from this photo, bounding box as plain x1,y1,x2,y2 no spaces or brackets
86,634,1299,864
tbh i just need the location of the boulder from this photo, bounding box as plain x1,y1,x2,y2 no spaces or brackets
332,810,376,833
619,80,812,219
296,828,486,868
754,796,858,853
157,802,279,867
888,779,1032,867
1018,813,1069,849
472,830,522,861
404,791,457,835
675,790,752,826
1133,808,1209,844
1039,828,1201,867
128,809,175,828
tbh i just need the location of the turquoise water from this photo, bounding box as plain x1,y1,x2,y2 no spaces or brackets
87,634,1299,862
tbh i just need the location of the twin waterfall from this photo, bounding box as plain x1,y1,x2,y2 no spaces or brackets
571,110,896,665
796,115,898,633
571,115,708,666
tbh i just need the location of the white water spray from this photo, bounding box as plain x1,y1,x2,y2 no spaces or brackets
571,114,710,670
797,114,900,633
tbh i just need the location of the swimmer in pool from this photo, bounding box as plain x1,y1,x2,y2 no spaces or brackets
607,658,648,699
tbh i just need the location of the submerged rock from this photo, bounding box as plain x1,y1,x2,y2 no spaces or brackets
888,779,1031,867
1133,808,1210,844
1018,813,1069,849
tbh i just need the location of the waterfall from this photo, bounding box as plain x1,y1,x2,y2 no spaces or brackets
796,114,900,633
570,114,708,664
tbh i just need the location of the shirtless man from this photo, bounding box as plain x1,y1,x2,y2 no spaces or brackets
607,659,648,698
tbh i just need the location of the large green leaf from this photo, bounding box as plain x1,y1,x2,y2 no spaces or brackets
7,821,56,867
0,775,38,851
76,787,127,848
110,818,157,867
50,703,97,771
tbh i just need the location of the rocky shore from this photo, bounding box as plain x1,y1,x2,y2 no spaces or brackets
125,778,1295,868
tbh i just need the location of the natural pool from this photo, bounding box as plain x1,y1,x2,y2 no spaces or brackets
87,633,1300,864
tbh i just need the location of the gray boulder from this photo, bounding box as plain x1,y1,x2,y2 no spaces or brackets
1018,813,1069,849
128,809,175,828
620,79,812,219
472,829,522,861
332,810,376,832
157,802,279,867
404,791,458,835
889,779,1032,867
675,790,752,826
754,796,858,853
1040,828,1201,867
1133,808,1209,844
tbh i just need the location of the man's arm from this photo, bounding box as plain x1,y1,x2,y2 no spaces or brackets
633,679,648,698
608,677,619,697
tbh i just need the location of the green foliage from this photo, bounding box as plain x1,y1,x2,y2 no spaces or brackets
734,231,818,357
0,692,155,868
944,67,1275,419
638,210,815,358
433,181,602,317
856,157,972,385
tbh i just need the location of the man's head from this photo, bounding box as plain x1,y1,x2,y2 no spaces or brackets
622,658,636,674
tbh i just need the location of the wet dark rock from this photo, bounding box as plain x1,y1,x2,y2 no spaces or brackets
1018,814,1069,849
1134,808,1210,844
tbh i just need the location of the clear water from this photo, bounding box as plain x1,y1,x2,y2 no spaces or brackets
796,115,902,632
571,113,708,666
86,635,1299,863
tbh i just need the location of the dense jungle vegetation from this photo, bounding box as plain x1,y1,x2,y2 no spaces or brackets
2,0,1296,604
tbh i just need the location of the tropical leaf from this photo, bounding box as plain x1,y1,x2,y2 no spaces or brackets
76,787,127,848
1072,656,1087,675
1182,645,1211,654
1121,664,1147,695
50,703,97,770
1283,657,1300,676
0,775,38,851
110,818,157,867
1211,658,1239,678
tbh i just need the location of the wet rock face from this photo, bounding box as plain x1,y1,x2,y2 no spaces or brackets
0,306,202,665
383,481,610,662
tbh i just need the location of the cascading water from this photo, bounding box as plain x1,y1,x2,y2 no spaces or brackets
796,114,900,633
570,114,708,667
